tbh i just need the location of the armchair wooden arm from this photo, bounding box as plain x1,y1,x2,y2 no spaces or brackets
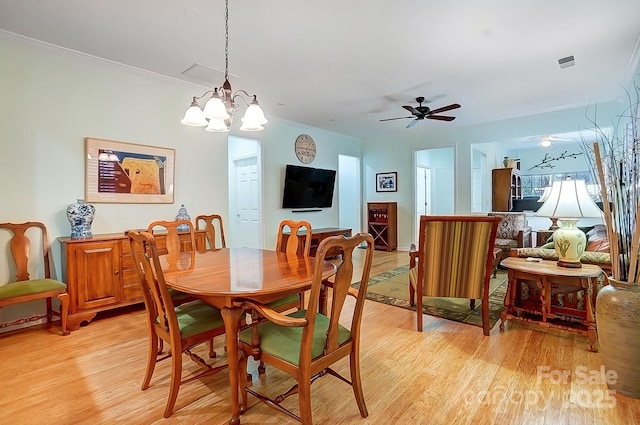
241,300,307,327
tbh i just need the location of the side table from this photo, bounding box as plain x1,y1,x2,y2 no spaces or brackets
499,257,603,351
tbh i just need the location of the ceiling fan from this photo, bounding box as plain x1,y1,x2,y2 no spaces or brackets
379,96,461,128
539,135,572,147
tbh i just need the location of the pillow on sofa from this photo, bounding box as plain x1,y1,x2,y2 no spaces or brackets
586,225,609,252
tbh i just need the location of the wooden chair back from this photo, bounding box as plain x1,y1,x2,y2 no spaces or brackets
128,230,227,417
0,222,69,335
147,219,196,256
304,232,374,358
238,233,374,423
128,231,177,339
411,215,501,335
195,214,226,250
276,220,312,256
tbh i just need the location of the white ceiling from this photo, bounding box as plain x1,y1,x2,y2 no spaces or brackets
1,0,639,141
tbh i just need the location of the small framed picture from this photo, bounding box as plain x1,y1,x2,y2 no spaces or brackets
376,172,397,192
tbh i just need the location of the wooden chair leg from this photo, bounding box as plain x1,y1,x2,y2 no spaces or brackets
409,283,415,306
208,338,216,358
238,351,248,412
350,349,368,418
164,348,182,418
298,375,313,425
57,292,70,335
481,295,490,336
142,334,159,391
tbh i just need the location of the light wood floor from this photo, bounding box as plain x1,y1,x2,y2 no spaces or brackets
1,249,639,425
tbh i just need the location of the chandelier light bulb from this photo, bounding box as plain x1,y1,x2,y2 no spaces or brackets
181,98,208,127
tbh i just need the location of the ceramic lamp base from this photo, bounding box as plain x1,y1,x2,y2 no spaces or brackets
553,218,586,268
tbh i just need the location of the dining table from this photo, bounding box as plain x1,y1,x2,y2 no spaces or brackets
160,247,337,425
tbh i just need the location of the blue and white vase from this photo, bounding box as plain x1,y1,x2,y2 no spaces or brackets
66,199,95,239
175,204,191,231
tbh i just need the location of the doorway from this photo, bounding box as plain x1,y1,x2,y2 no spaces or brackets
338,154,362,233
414,147,455,240
228,136,263,249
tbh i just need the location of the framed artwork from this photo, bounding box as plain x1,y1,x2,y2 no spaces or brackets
376,172,397,192
85,137,175,203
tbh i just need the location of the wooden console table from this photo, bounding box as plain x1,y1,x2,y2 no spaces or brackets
499,257,603,351
281,227,352,258
58,230,206,330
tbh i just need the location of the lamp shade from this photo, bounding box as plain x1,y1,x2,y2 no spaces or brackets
536,179,603,219
536,178,603,267
537,186,552,203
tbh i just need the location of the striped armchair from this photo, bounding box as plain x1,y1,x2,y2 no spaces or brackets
408,215,501,336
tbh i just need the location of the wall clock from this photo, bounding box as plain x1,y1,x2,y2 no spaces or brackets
295,134,316,164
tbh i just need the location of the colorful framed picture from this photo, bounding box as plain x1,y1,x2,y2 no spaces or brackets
376,172,397,192
85,137,175,203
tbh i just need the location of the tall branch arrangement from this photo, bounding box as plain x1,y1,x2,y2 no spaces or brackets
580,82,640,282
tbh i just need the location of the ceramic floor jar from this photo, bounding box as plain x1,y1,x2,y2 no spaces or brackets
596,278,640,398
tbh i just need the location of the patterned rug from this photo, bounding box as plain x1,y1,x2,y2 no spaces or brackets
352,266,508,328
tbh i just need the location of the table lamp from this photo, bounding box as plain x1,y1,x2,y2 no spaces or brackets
535,178,603,268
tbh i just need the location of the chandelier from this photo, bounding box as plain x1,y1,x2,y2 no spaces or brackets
180,0,267,132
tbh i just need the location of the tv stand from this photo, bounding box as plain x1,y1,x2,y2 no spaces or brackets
281,227,352,258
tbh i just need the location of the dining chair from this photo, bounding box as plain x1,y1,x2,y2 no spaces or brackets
128,230,228,418
408,215,501,336
270,219,313,312
195,214,226,250
237,232,374,425
0,222,69,335
146,219,215,356
147,219,196,256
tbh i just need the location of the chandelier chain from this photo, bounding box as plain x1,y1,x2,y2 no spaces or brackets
224,0,229,80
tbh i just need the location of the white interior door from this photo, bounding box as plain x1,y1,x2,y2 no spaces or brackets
234,155,261,249
338,154,361,233
416,166,431,239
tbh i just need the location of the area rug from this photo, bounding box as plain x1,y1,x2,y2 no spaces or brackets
352,266,508,328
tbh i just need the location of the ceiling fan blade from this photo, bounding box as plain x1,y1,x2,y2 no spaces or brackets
426,115,456,121
402,105,420,115
379,116,413,122
406,119,419,128
428,103,461,115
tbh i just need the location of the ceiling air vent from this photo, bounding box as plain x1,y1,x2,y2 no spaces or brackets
558,55,575,69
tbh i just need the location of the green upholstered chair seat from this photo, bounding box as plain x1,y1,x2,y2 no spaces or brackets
171,300,225,339
239,309,351,365
0,278,66,300
265,293,300,310
168,287,193,302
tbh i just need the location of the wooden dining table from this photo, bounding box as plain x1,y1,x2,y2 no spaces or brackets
160,247,337,425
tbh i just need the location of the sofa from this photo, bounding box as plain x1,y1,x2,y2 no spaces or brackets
510,224,611,273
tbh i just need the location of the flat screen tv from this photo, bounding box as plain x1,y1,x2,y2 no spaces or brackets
282,164,336,209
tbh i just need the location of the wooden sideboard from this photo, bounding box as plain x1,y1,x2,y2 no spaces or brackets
280,227,352,258
58,230,205,330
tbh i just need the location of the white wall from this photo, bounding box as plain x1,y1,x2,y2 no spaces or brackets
363,101,627,250
0,33,362,328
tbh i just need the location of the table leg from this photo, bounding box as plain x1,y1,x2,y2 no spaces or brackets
540,276,549,322
221,307,245,425
500,272,515,330
584,277,598,352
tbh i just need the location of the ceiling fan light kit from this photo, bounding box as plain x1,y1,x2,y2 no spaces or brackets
380,96,461,128
181,0,267,133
